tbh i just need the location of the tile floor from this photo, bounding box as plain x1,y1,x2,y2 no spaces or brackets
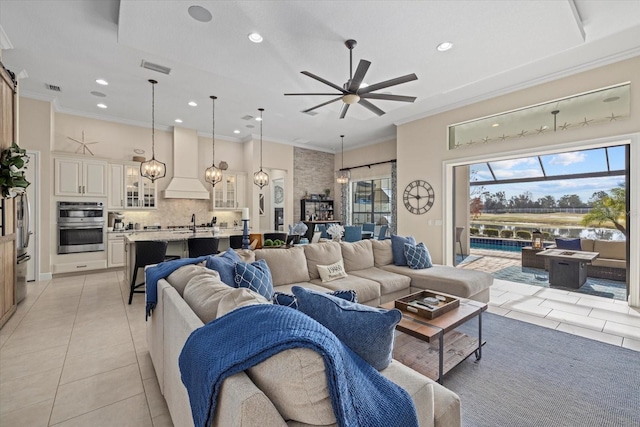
1,268,638,426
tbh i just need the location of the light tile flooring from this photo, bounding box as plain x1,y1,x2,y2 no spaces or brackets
1,268,638,427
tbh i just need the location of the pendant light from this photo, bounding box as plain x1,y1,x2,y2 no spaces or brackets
253,108,269,189
204,95,223,186
336,134,350,184
140,79,166,182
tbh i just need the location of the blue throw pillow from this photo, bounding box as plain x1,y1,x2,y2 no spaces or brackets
404,242,432,269
272,289,357,310
391,234,416,266
205,248,241,287
555,238,582,250
234,259,274,300
292,286,401,371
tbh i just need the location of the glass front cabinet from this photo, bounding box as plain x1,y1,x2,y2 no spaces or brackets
125,164,156,208
213,172,246,210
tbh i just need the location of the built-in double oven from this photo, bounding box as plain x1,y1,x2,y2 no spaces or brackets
57,201,105,254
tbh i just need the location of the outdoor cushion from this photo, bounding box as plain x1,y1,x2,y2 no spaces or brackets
580,239,595,252
555,238,582,250
255,246,310,286
340,239,375,271
304,241,343,280
593,239,626,260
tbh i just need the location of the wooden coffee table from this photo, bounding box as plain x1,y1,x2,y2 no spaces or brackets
380,296,486,384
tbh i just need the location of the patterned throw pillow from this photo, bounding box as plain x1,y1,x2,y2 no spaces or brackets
316,259,348,283
205,248,242,287
404,242,433,269
292,286,401,371
390,234,416,266
272,289,357,310
234,259,274,300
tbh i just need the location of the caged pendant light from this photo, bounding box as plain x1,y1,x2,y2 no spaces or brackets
336,135,350,184
140,79,166,182
204,95,223,186
253,108,269,189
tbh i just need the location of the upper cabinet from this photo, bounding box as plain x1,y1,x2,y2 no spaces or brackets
212,172,246,210
108,162,157,210
54,156,107,197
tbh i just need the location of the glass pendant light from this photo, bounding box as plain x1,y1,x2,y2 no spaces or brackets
204,95,223,186
253,108,269,189
336,134,350,184
140,79,166,182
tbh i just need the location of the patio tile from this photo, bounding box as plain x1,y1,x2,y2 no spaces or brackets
501,299,551,317
539,300,592,316
621,337,640,351
486,305,510,316
603,321,640,340
546,310,606,331
588,308,640,327
556,323,623,346
534,289,580,303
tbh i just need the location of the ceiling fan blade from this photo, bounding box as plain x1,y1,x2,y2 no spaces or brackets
347,60,371,93
360,93,417,102
285,93,343,96
301,71,347,93
358,99,385,116
303,96,343,113
358,73,418,94
339,103,350,119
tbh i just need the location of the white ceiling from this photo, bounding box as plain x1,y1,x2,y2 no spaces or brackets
1,0,639,152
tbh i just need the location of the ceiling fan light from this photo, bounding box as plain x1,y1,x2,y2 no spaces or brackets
342,93,360,105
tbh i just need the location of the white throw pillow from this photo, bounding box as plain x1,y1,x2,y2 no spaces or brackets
316,259,348,283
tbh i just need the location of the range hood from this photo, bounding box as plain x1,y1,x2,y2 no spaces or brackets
162,127,210,199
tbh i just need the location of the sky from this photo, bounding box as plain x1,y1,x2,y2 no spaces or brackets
470,145,626,202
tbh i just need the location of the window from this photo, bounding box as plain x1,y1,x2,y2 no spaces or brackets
351,177,392,226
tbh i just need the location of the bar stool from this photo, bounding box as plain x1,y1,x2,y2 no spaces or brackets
129,240,171,304
229,235,244,249
188,237,219,258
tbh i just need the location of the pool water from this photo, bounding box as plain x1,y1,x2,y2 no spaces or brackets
471,242,523,252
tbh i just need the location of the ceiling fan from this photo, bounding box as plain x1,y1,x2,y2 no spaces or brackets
285,39,418,119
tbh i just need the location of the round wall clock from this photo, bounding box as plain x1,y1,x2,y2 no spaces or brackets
403,180,435,215
274,185,284,204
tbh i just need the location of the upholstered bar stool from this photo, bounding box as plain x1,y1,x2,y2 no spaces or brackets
229,235,244,249
188,237,220,258
129,240,171,304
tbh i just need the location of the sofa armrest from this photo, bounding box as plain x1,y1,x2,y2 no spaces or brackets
214,372,287,427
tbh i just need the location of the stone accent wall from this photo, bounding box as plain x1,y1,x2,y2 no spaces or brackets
293,147,335,222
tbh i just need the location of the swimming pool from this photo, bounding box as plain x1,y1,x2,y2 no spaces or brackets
470,237,539,252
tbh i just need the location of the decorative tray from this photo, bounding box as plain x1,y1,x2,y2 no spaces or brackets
395,290,459,320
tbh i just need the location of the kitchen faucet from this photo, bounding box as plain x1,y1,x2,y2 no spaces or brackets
191,213,196,232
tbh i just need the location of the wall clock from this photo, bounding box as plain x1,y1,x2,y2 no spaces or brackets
403,180,435,215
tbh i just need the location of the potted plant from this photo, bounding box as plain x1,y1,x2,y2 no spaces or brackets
324,188,331,200
0,143,30,198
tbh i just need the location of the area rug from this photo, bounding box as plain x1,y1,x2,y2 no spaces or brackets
492,265,627,301
402,313,639,427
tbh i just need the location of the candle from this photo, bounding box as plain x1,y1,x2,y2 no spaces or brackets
242,207,250,220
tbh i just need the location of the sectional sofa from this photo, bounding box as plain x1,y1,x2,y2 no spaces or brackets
146,239,493,427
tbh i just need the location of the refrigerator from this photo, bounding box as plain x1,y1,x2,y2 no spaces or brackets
16,192,31,303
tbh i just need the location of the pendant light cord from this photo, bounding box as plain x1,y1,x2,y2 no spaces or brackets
259,108,264,168
150,79,157,160
341,135,345,170
211,95,217,165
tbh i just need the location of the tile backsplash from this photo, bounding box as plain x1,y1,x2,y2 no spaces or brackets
114,199,241,228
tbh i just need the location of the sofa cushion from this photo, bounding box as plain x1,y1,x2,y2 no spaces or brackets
580,239,595,252
165,263,212,296
371,239,394,267
206,248,242,287
350,267,411,295
235,249,256,263
555,238,582,250
304,241,343,280
591,258,626,269
317,259,348,283
593,239,626,260
272,289,357,310
183,273,269,323
234,259,274,300
309,274,381,304
255,246,310,286
292,286,401,370
340,240,375,271
246,348,335,425
391,235,416,266
404,242,433,269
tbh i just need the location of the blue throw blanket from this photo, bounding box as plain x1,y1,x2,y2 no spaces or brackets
145,256,208,319
179,304,418,427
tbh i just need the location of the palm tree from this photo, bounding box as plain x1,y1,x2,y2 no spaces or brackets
581,186,626,235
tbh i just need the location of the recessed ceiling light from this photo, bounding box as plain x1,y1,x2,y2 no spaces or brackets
90,91,106,97
255,116,263,121
97,103,107,109
248,32,263,43
436,41,453,52
603,96,620,102
491,123,500,127
188,5,212,22
233,130,240,134
96,79,109,85
175,119,183,123
188,101,197,107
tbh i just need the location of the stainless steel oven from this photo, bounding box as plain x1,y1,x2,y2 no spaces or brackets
57,202,105,254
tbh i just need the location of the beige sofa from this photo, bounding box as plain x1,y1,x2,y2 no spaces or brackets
580,239,627,281
147,240,493,426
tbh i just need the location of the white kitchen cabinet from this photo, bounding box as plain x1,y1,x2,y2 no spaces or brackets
55,156,107,197
213,172,246,210
107,162,157,209
107,232,127,267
